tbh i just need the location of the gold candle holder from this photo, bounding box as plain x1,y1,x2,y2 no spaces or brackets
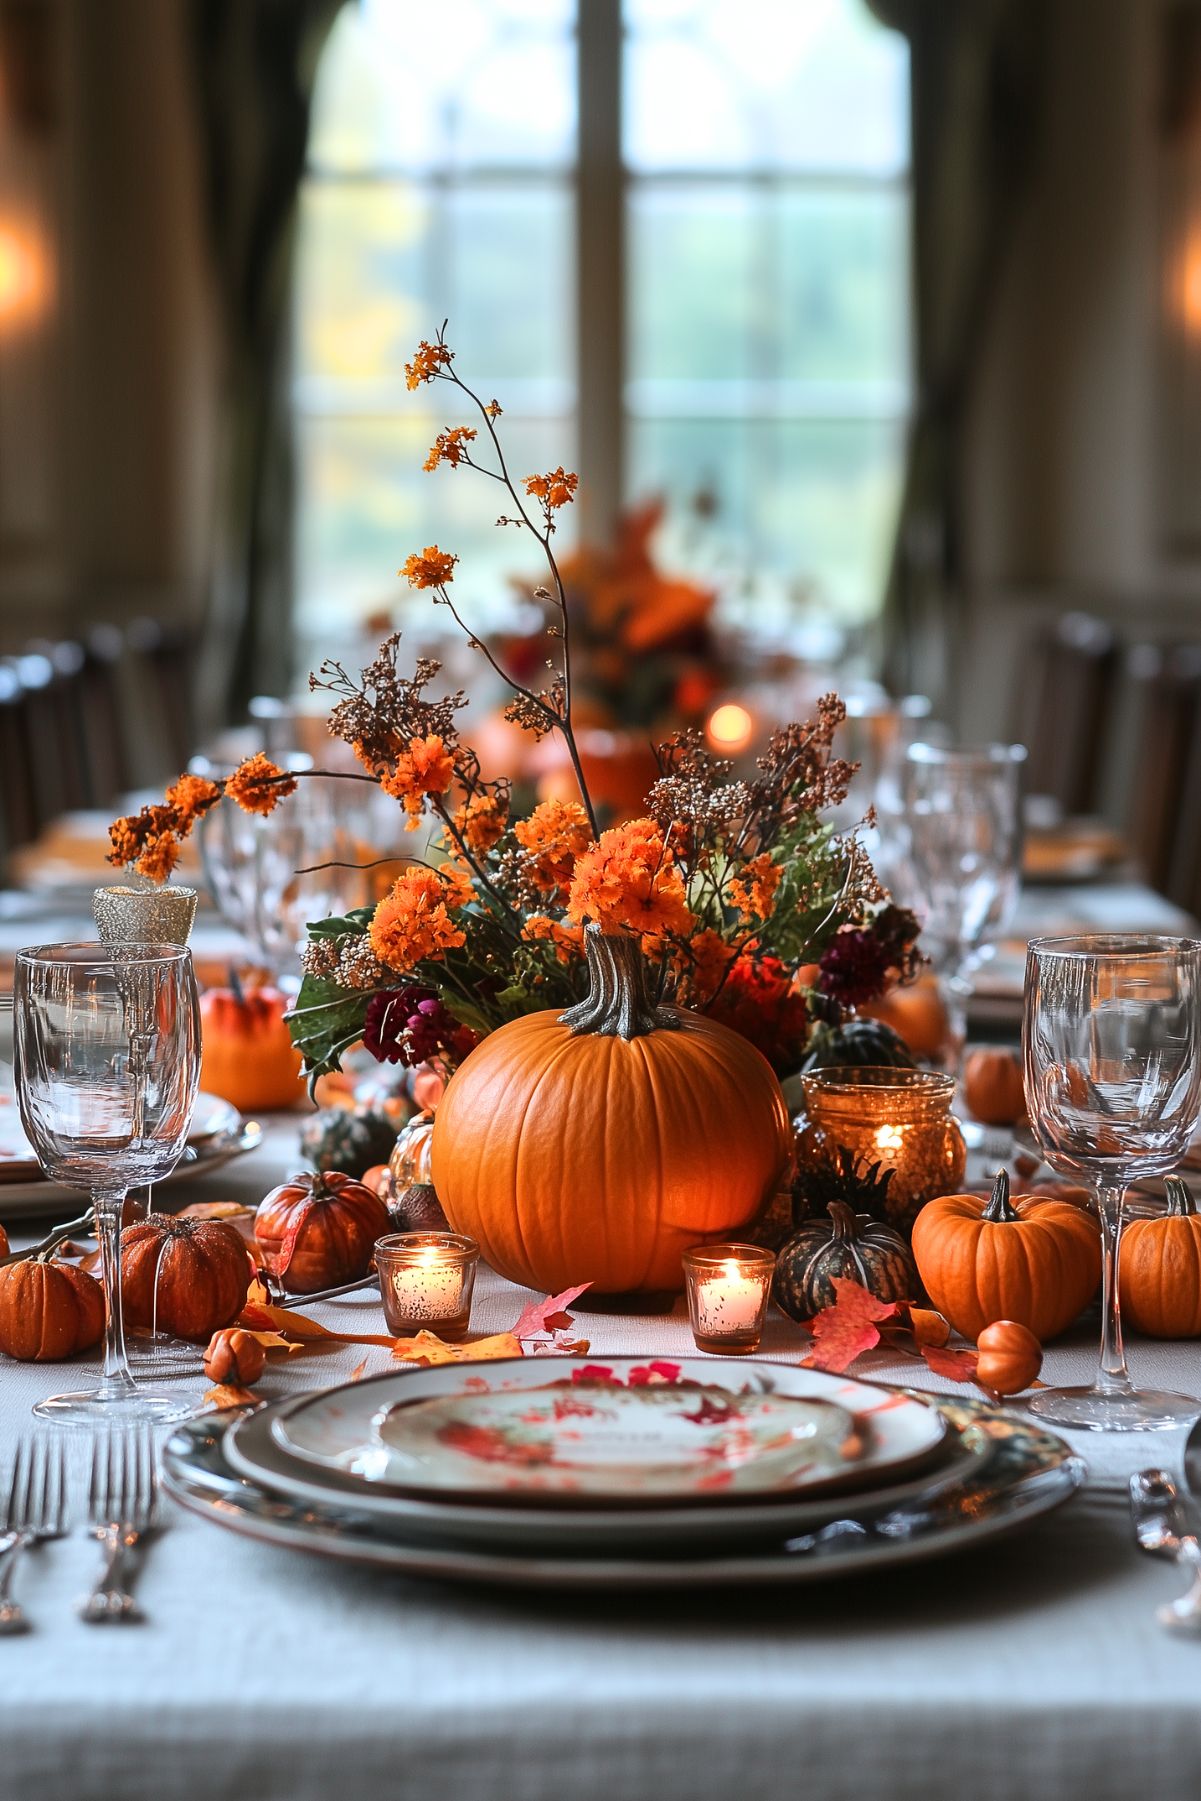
375,1232,480,1340
93,884,198,948
682,1244,775,1353
795,1067,967,1236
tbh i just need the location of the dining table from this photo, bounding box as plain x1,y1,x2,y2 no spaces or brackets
2,849,1201,1801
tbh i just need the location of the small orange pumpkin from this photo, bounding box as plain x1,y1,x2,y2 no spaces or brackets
203,1326,267,1386
121,1214,253,1341
1119,1175,1201,1338
432,928,792,1295
912,1169,1100,1342
0,1257,105,1361
976,1319,1043,1395
963,1047,1027,1127
861,977,949,1060
199,985,304,1112
0,1223,8,1259
255,1170,390,1294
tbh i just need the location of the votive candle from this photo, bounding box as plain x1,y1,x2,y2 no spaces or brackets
375,1232,479,1341
682,1244,775,1353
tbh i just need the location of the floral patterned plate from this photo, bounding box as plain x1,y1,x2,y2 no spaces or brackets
262,1357,949,1514
369,1382,856,1502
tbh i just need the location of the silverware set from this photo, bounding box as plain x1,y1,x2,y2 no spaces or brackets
0,1427,160,1632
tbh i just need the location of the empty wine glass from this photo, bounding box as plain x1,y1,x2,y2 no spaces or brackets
14,943,201,1424
901,742,1026,1070
1024,934,1201,1431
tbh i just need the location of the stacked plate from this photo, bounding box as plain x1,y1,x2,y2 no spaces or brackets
163,1356,1086,1590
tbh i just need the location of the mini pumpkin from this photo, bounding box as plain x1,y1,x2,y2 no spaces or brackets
911,1169,1100,1342
861,977,948,1061
432,927,791,1295
774,1201,916,1320
203,1325,267,1386
121,1214,252,1341
0,1222,8,1259
963,1047,1026,1127
800,1017,916,1075
1119,1174,1201,1338
0,1257,105,1361
255,1169,390,1294
200,985,304,1111
300,1108,399,1179
975,1319,1043,1395
388,1112,435,1189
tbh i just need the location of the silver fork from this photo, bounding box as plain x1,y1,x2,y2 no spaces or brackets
82,1428,158,1624
0,1436,69,1635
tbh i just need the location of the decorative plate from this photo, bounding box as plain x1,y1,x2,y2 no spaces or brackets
163,1398,1085,1591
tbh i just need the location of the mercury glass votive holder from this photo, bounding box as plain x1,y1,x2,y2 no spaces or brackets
375,1232,480,1341
93,884,198,948
795,1067,967,1235
682,1244,776,1353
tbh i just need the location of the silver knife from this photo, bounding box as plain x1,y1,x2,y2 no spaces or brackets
1130,1464,1201,1633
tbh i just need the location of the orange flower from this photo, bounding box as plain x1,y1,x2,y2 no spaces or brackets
726,853,781,923
401,546,458,589
108,816,143,869
380,734,456,830
522,914,585,966
682,927,737,1003
225,753,297,816
566,818,694,940
405,339,454,389
135,832,181,884
368,866,472,973
424,426,477,472
524,467,578,510
452,792,508,854
164,772,220,832
513,798,593,892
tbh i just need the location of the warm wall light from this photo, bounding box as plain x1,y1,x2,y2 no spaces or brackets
0,218,50,331
1182,235,1201,333
706,701,754,754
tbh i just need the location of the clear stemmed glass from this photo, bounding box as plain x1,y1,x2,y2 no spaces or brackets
901,742,1026,1071
14,943,202,1425
1023,934,1201,1432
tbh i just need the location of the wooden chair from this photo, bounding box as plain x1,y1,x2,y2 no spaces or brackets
1124,643,1201,900
125,616,197,779
1016,612,1118,815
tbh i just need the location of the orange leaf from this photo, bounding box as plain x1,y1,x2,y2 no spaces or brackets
237,1299,394,1348
920,1343,979,1383
392,1330,522,1366
802,1277,901,1374
348,1355,369,1382
905,1306,951,1349
201,1383,259,1411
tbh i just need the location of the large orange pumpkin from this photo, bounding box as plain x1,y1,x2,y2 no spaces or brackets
911,1168,1100,1341
0,1257,105,1361
121,1214,253,1341
199,985,304,1112
431,928,792,1294
255,1170,390,1294
1119,1175,1201,1338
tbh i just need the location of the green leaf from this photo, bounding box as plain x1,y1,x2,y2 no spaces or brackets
286,973,371,1086
304,906,375,942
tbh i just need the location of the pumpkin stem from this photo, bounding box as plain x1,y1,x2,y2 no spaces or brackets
826,1200,860,1242
558,926,679,1040
1165,1174,1197,1217
981,1168,1021,1224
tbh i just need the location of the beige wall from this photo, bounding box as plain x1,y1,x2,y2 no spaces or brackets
0,0,215,644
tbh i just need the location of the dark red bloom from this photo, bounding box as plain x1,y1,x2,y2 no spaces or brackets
817,929,892,1010
704,955,810,1075
362,986,477,1067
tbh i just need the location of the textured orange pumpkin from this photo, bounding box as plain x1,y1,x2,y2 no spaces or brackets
963,1047,1027,1127
976,1319,1043,1395
0,1258,105,1361
255,1170,390,1294
912,1169,1100,1342
861,977,948,1060
1119,1175,1201,1338
0,1223,8,1259
203,1325,267,1386
199,985,304,1111
431,929,792,1294
121,1214,253,1341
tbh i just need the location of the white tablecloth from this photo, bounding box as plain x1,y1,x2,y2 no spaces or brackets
3,1118,1201,1801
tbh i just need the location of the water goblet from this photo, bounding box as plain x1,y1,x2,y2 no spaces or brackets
1023,934,1201,1432
14,943,202,1425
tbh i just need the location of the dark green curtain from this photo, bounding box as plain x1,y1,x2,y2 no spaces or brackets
868,0,1045,703
188,0,345,724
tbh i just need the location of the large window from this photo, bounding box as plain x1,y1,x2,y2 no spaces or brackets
295,0,909,652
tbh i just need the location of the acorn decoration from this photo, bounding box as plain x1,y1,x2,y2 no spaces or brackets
774,1200,917,1321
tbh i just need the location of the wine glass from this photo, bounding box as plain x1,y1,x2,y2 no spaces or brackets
1023,934,1201,1432
900,742,1026,1071
14,943,202,1424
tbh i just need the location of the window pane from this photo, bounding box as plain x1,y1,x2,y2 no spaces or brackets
627,417,904,622
627,186,757,385
778,189,909,388
625,0,909,174
309,0,576,174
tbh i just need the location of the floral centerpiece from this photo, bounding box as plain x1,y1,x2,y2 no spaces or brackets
107,329,919,1091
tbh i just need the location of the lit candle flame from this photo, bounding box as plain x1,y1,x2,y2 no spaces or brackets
875,1124,905,1152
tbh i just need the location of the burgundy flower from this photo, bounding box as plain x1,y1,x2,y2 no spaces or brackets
363,987,477,1067
817,929,892,1010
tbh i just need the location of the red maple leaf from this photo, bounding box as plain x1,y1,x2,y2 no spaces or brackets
512,1284,592,1340
627,1360,682,1386
919,1343,979,1383
802,1277,901,1374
